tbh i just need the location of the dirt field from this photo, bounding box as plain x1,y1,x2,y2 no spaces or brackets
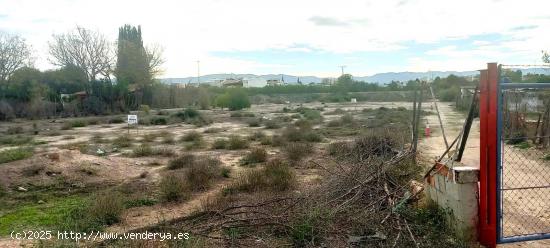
0,101,420,247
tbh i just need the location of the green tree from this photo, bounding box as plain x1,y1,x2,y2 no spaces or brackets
215,88,250,111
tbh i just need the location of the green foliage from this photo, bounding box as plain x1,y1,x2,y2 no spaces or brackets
124,198,158,208
264,119,281,129
139,104,151,114
0,135,33,145
215,88,251,110
0,147,33,164
112,135,133,148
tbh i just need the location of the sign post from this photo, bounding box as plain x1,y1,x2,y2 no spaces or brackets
127,115,138,134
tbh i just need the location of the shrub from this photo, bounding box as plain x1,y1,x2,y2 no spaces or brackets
139,105,151,115
340,113,354,124
283,142,314,161
151,116,168,125
221,168,231,178
0,135,33,145
0,100,15,121
159,173,189,202
113,135,133,148
132,144,153,157
7,126,24,134
142,132,163,142
247,118,261,127
168,154,196,170
162,135,175,144
303,131,323,142
71,120,87,128
240,148,268,166
249,131,266,141
294,119,312,129
326,119,342,127
185,157,221,191
230,159,295,193
109,117,124,124
227,135,249,150
212,138,228,149
89,192,124,225
215,88,251,110
0,147,33,164
181,131,203,142
301,109,322,121
260,136,273,145
264,119,281,129
185,140,206,150
204,128,223,133
271,135,286,147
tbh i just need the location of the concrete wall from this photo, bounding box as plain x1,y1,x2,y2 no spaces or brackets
425,161,479,241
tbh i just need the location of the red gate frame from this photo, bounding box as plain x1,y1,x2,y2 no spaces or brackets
479,63,498,247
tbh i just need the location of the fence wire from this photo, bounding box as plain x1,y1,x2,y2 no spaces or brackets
500,88,550,238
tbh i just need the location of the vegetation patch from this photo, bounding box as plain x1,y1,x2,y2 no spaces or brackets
159,172,190,202
226,159,295,194
283,142,314,161
0,147,33,164
227,135,249,150
240,148,268,166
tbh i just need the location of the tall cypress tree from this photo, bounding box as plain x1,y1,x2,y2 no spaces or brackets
116,24,151,107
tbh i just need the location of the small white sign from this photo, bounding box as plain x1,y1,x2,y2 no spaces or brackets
351,98,357,103
127,115,138,125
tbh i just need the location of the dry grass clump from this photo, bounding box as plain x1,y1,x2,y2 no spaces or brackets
248,131,266,141
132,144,175,157
211,138,229,149
89,192,124,225
185,157,222,191
264,119,281,129
282,126,323,143
112,135,133,148
283,142,314,161
167,154,196,170
240,148,268,166
159,172,190,202
228,159,295,193
181,131,203,142
227,135,249,150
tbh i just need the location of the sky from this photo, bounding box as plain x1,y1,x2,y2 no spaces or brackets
0,0,549,78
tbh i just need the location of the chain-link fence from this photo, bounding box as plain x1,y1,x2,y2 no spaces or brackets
500,88,550,239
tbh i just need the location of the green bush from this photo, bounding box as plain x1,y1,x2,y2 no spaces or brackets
151,116,168,125
240,148,268,165
71,120,87,128
227,135,249,150
340,113,354,124
6,126,23,134
109,117,124,124
0,147,33,164
215,88,251,111
159,173,189,202
0,135,33,145
249,131,266,141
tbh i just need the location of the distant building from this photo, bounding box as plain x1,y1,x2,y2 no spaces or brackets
266,79,282,86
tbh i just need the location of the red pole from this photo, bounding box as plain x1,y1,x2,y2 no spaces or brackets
479,63,498,247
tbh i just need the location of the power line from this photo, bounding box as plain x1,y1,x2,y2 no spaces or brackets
339,65,346,75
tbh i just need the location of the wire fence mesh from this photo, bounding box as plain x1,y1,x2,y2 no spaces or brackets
500,88,550,238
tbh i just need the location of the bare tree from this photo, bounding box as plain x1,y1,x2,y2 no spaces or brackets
0,32,32,83
145,44,165,77
49,26,113,81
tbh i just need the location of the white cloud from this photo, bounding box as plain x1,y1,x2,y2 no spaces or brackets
0,0,549,77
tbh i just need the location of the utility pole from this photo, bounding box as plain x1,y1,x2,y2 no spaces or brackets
197,60,200,85
339,65,346,75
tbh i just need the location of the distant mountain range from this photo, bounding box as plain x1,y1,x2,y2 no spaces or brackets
160,68,550,87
